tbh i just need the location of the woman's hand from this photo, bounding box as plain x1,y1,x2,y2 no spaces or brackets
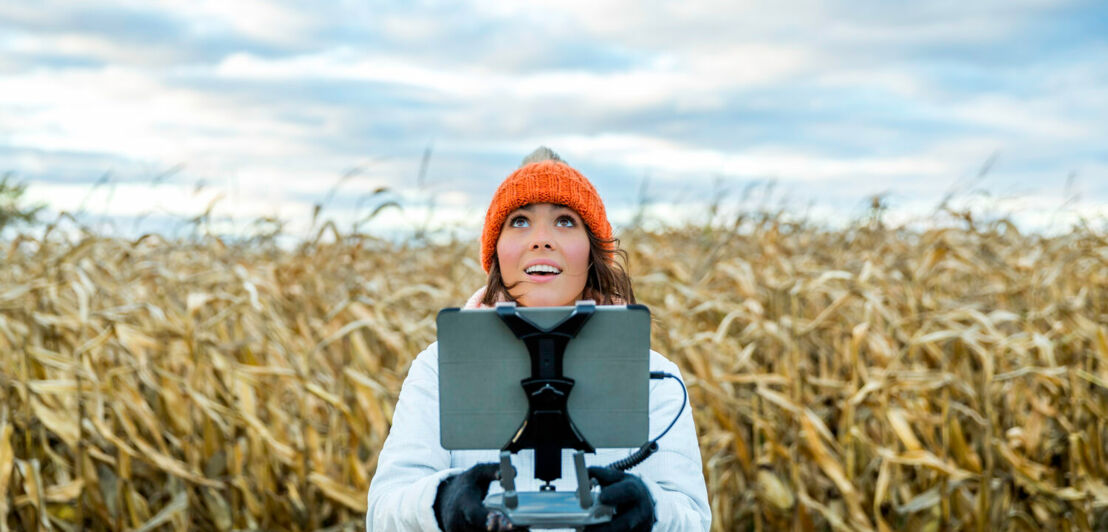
433,463,523,532
586,467,656,532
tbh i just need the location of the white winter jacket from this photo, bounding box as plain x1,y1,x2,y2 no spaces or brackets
365,341,711,531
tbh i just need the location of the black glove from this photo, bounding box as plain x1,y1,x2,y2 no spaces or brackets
586,467,656,532
433,463,523,532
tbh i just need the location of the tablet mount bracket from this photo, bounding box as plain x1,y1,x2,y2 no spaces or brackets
496,300,595,484
485,301,614,529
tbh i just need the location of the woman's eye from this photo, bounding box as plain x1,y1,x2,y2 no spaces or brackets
510,216,529,228
556,216,576,227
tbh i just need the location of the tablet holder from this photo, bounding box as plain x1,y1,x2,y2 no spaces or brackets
483,301,615,529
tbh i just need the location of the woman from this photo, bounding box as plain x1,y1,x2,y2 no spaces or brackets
366,148,710,531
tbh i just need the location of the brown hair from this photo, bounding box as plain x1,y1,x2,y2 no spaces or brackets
481,226,636,306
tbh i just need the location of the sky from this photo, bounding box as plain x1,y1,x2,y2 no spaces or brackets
2,0,1107,239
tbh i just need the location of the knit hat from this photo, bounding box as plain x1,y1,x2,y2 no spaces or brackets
480,148,612,272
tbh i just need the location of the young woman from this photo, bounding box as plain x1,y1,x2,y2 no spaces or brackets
366,148,711,531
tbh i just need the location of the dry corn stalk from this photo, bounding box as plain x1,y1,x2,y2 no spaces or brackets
0,213,1106,530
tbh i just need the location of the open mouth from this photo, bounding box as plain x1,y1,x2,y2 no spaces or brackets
524,264,562,277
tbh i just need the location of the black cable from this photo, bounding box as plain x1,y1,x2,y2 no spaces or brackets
606,441,657,471
607,371,687,471
650,371,687,442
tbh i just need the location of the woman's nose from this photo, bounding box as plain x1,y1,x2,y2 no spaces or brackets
530,235,554,249
529,226,555,249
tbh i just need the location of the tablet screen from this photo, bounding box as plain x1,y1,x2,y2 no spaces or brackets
437,304,650,450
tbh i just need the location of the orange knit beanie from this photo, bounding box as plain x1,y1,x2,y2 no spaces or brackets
481,153,612,272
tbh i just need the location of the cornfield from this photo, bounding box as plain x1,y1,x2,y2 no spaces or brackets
1,211,1107,531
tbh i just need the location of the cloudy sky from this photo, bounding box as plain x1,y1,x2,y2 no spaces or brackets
3,1,1106,238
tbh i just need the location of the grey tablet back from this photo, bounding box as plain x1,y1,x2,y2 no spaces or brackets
437,305,650,450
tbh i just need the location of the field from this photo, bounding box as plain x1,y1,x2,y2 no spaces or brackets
1,212,1107,531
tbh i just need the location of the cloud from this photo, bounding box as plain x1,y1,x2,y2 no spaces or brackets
1,0,1105,238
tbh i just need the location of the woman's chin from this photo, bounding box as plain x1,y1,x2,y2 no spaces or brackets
515,289,580,308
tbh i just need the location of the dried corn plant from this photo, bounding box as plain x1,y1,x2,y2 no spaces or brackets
1,212,1106,531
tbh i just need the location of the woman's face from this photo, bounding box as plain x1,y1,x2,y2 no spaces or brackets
497,203,590,307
